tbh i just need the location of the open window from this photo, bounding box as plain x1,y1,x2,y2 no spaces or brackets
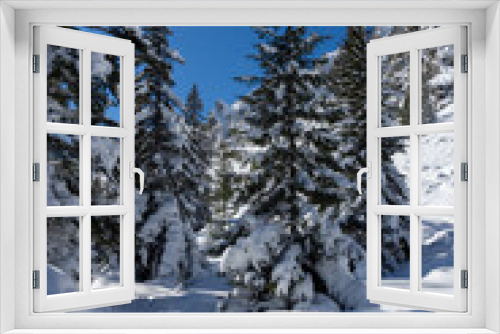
361,26,467,312
33,26,139,312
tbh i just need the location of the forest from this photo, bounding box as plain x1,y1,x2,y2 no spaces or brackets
46,26,455,312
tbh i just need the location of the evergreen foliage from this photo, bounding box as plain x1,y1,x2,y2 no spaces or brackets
222,27,347,310
65,27,206,283
185,84,205,126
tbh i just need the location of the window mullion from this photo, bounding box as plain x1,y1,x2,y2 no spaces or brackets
89,126,131,138
77,47,85,293
82,47,92,294
373,123,454,139
413,123,454,135
411,206,455,216
409,47,420,295
82,47,91,207
81,214,91,294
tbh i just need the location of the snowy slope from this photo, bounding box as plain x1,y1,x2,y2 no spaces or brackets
78,258,231,313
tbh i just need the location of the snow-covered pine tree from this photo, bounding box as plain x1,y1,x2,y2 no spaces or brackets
306,26,376,310
204,108,227,254
315,27,432,310
182,85,211,233
185,84,205,126
221,26,353,311
204,101,250,256
73,27,205,284
206,103,231,218
221,26,431,312
233,26,351,220
420,37,454,124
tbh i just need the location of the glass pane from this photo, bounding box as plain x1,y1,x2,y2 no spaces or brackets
91,216,121,290
91,137,120,205
47,134,80,206
381,136,410,205
381,215,410,290
421,217,454,295
47,217,80,295
91,52,121,127
47,45,80,124
421,133,454,206
421,45,454,124
380,52,410,127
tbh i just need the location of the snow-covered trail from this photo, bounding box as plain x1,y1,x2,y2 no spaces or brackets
85,258,232,313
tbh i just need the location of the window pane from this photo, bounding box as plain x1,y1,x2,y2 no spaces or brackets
91,137,120,205
421,133,454,206
47,134,80,206
47,45,80,124
381,215,410,290
380,52,410,127
91,52,121,127
381,136,410,205
91,216,121,290
421,45,454,124
47,217,80,295
421,217,454,295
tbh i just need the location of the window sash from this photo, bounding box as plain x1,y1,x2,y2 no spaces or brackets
32,25,136,313
366,26,468,312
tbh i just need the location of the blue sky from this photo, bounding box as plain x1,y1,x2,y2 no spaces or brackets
79,26,348,121
169,26,347,115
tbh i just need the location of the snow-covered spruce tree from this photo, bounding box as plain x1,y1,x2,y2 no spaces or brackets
204,109,225,254
220,27,355,311
315,27,435,310
204,101,251,256
46,45,80,124
304,26,376,310
205,106,225,221
182,85,212,232
205,103,232,251
74,27,206,285
420,39,454,124
221,26,429,312
185,84,205,126
211,100,252,220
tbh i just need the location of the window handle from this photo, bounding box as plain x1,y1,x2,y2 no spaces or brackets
129,162,145,195
357,162,371,195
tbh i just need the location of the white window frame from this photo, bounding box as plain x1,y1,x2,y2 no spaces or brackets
0,1,499,333
366,26,467,312
32,26,136,313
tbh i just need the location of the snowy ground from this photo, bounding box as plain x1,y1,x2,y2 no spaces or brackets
81,257,232,313
68,219,452,313
78,264,433,313
68,184,454,314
